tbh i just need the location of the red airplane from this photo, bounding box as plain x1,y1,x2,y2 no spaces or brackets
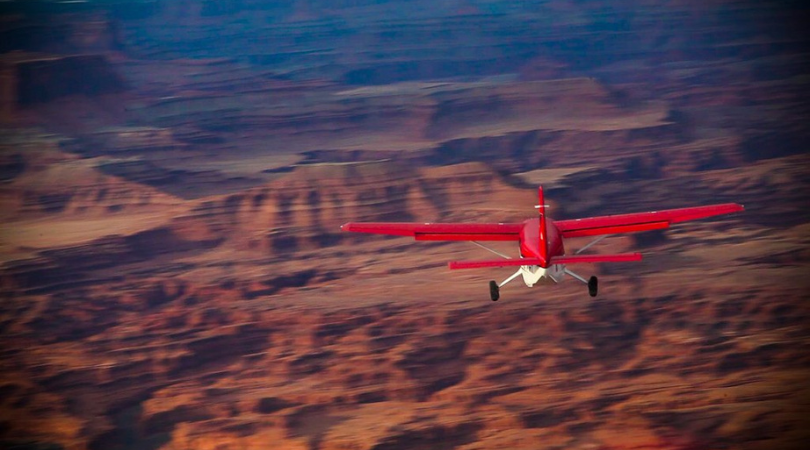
341,186,743,301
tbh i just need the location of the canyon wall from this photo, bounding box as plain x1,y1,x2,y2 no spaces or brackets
1,1,808,449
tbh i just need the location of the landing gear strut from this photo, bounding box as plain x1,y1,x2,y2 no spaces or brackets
565,268,598,297
588,276,598,297
489,280,500,302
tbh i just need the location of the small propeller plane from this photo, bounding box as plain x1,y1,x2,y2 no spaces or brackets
341,186,743,301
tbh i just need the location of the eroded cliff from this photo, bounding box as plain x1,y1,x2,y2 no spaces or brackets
1,1,808,449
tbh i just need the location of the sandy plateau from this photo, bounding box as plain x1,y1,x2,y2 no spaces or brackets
1,1,809,450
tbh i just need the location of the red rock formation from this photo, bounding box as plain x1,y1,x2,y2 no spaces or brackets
1,1,808,449
188,160,534,252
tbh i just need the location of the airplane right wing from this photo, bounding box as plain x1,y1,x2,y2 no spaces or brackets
554,203,744,238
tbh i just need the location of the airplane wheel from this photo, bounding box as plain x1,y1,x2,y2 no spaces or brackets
489,280,500,302
588,276,598,297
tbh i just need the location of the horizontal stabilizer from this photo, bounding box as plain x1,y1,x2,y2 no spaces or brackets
448,258,544,270
550,253,643,264
449,253,642,269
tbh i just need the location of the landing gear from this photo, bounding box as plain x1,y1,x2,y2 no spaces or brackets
489,280,500,302
564,268,598,297
588,276,598,297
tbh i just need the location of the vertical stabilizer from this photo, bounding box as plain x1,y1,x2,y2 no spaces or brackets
537,186,549,265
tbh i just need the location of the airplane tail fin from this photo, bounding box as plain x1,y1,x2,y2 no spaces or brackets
536,185,546,217
537,186,549,265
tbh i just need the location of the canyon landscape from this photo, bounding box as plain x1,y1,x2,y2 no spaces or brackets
1,1,809,449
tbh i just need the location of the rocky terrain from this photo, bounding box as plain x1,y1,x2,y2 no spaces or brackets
1,1,809,449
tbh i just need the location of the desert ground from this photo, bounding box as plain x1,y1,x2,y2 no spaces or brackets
1,1,809,449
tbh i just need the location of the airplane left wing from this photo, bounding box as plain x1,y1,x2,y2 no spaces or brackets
554,203,744,238
340,222,524,241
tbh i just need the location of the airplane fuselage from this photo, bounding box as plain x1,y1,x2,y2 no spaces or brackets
518,217,567,286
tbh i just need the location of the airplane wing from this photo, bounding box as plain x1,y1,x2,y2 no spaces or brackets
340,222,524,241
554,203,744,238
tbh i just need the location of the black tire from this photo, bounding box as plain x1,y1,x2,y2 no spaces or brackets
489,280,500,302
588,276,598,297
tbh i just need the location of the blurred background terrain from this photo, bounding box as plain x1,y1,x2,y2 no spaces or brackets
0,0,808,449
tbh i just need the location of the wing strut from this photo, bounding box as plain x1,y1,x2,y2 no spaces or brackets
575,235,610,255
470,241,512,260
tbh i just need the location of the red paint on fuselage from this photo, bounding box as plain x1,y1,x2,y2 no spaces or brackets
519,217,565,268
519,218,540,261
547,219,565,261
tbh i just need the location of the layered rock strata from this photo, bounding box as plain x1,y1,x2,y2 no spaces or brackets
0,1,808,449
